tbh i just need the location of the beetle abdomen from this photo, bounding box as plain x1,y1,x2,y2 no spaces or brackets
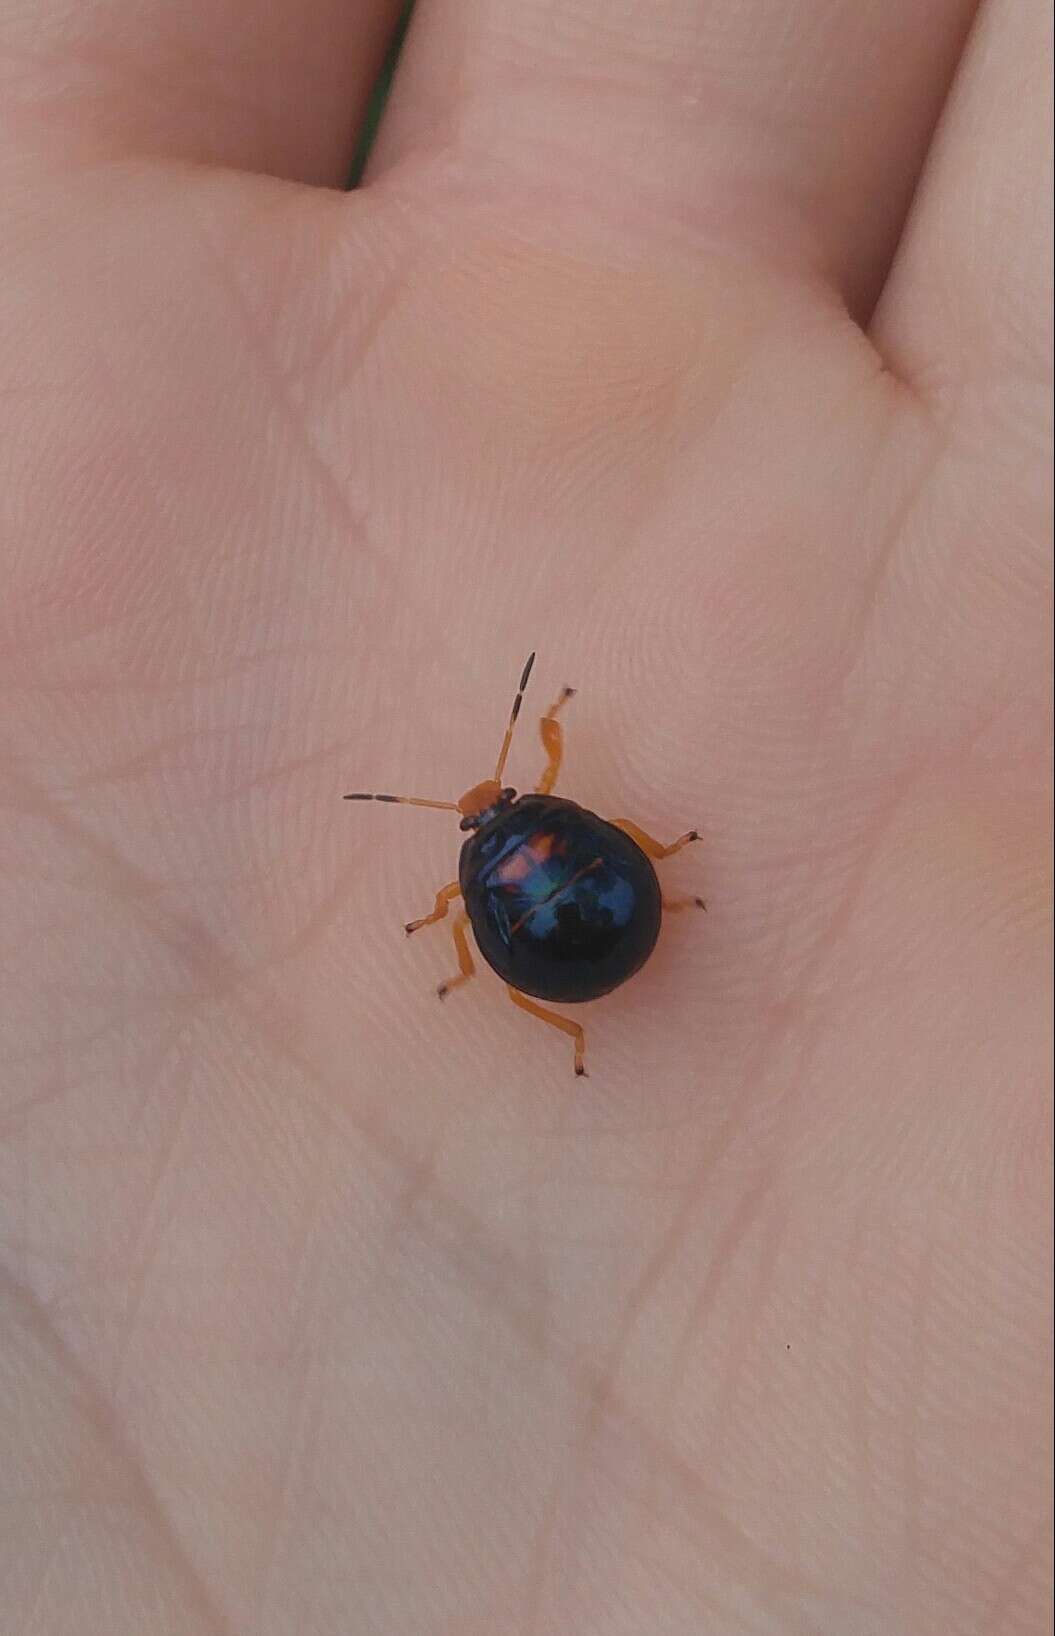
460,796,661,1003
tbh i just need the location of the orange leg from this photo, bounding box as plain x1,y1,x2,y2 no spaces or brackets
535,687,576,796
437,911,476,999
507,985,587,1077
405,879,460,936
610,819,700,860
663,895,707,913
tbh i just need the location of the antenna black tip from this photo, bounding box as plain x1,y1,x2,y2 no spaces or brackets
519,652,536,691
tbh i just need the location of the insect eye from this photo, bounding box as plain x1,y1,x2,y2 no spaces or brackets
502,788,517,802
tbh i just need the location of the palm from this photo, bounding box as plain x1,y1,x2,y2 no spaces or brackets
2,2,1050,1633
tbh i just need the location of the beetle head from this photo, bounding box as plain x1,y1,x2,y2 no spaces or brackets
458,781,516,830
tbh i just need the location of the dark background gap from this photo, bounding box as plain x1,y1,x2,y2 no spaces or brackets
348,2,416,188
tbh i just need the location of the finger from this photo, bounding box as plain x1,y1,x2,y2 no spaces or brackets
872,0,1053,398
368,0,978,313
0,0,406,184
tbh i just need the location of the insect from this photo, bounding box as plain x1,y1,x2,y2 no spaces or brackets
345,655,703,1075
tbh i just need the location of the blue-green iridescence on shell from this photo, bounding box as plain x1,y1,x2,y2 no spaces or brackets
460,795,662,1003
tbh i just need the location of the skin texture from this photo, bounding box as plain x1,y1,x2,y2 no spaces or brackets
0,1,1051,1633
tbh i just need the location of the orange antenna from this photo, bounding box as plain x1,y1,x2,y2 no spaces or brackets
493,652,536,783
343,792,459,812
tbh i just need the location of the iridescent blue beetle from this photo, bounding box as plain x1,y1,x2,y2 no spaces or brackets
345,655,703,1075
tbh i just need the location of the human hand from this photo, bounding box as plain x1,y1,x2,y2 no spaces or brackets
2,0,1050,1631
